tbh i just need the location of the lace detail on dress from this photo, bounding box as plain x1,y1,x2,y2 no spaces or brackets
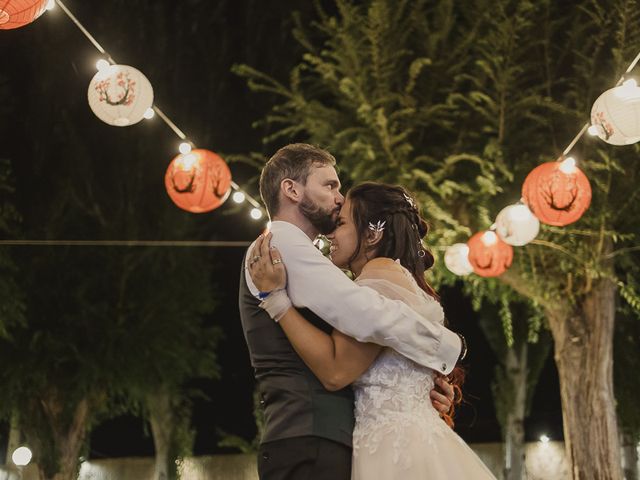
352,263,457,470
352,349,454,469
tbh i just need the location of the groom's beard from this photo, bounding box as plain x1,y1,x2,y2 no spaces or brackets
299,195,339,235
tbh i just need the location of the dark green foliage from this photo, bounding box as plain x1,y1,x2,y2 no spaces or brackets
236,0,640,313
0,159,25,340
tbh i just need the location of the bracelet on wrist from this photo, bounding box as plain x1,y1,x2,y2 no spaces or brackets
457,333,468,363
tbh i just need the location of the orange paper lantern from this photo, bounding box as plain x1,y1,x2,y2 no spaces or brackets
467,231,513,278
0,0,48,30
165,149,232,213
522,159,591,227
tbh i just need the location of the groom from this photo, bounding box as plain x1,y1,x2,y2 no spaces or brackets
238,143,465,480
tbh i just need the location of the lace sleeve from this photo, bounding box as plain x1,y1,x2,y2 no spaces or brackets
355,259,445,326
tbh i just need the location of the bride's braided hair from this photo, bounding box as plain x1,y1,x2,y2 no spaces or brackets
347,182,465,427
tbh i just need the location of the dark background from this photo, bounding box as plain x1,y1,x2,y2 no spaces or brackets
1,0,563,458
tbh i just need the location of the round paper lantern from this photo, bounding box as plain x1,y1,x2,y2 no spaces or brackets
522,158,592,227
590,80,640,145
0,0,48,30
444,243,474,276
467,231,513,278
495,203,540,246
87,64,153,127
165,149,232,213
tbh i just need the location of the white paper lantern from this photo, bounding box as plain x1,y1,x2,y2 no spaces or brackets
87,64,154,127
590,80,640,145
444,243,474,276
495,203,540,246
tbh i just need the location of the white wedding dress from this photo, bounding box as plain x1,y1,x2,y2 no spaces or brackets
351,263,497,480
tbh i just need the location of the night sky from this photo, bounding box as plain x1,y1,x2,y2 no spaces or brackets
2,0,563,458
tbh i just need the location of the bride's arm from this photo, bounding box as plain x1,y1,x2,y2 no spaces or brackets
277,308,381,391
271,258,413,390
247,234,380,391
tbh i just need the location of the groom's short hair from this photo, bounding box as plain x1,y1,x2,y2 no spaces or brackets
260,143,336,217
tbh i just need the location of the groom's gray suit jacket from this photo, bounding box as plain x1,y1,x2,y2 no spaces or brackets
239,260,355,447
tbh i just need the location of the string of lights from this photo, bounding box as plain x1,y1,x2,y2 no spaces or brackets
52,0,267,223
444,48,640,278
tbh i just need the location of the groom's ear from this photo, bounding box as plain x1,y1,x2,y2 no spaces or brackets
280,178,301,203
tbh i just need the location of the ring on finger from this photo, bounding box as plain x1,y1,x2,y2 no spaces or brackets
272,259,282,265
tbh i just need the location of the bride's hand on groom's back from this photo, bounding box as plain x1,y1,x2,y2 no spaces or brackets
430,375,455,415
248,232,287,293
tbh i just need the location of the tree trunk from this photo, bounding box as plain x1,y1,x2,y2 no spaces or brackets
503,344,527,480
25,395,90,480
147,388,176,480
621,432,638,480
6,411,21,465
547,276,622,480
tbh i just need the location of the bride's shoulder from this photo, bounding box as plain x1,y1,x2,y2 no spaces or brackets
361,257,403,273
359,257,415,289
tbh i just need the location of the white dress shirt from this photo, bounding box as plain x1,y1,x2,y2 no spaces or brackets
245,220,461,374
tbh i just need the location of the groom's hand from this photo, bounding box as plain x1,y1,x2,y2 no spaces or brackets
430,375,455,414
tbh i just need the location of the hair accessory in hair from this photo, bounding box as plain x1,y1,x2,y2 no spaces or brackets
403,193,417,210
417,239,426,258
368,220,386,233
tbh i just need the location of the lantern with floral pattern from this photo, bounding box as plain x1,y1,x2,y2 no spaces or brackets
590,80,640,146
165,149,232,213
87,64,153,127
522,158,591,227
0,0,48,30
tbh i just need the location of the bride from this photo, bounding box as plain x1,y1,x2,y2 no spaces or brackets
249,182,496,479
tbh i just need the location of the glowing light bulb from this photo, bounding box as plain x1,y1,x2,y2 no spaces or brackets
46,0,56,11
614,78,640,100
481,231,498,246
143,107,155,119
178,153,197,171
539,434,550,444
232,191,246,203
559,156,577,174
12,447,32,466
96,59,110,72
250,208,263,220
178,142,192,155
